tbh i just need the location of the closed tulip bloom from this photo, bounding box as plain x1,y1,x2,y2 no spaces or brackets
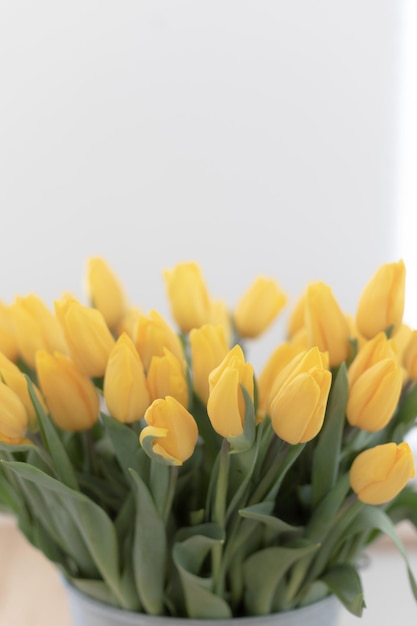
55,297,115,377
257,342,301,420
0,381,28,444
0,300,18,361
403,330,417,382
163,262,212,333
209,299,232,346
86,257,127,330
207,345,254,438
348,332,398,388
10,295,67,368
103,334,150,423
116,306,143,340
147,348,188,408
305,282,350,367
0,353,45,430
346,358,402,431
140,396,198,465
269,347,332,444
350,442,415,505
36,351,99,431
356,260,406,340
189,324,229,404
234,277,287,339
135,310,184,372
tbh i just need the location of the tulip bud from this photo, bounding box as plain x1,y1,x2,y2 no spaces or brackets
0,353,45,430
140,396,198,465
116,306,142,340
147,348,189,408
234,277,287,339
257,342,301,420
305,282,350,367
403,329,417,382
269,347,332,444
356,260,406,340
135,310,184,372
36,351,99,431
163,262,212,333
85,257,127,330
207,345,254,438
103,334,150,423
55,297,115,378
10,295,67,368
209,299,232,346
0,381,28,444
350,442,415,505
346,358,402,432
189,324,229,404
348,332,399,388
0,300,18,361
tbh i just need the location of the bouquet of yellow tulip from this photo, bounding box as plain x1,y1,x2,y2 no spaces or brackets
0,258,417,619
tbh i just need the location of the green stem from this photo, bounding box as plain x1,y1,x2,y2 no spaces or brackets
212,439,230,597
163,465,178,525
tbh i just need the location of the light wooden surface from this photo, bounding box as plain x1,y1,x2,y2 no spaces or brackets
0,514,416,626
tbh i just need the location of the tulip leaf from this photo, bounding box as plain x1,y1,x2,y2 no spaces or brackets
173,526,232,619
340,504,417,602
25,376,79,490
65,577,120,607
387,485,417,528
242,540,320,615
312,363,348,507
3,461,127,606
129,468,167,615
100,412,148,479
319,564,365,616
306,474,351,542
239,501,303,536
395,383,417,426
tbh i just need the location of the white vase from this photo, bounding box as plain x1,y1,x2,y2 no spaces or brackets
63,580,340,626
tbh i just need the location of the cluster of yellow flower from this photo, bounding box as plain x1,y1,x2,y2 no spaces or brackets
0,258,415,507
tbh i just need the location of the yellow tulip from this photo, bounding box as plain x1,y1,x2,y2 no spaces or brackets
0,300,18,361
256,342,301,420
207,345,254,438
140,396,198,465
0,381,28,444
0,353,45,430
135,310,184,372
209,299,232,346
55,297,115,377
189,324,229,404
269,347,332,444
350,442,415,505
234,277,287,339
355,260,406,340
103,334,150,423
147,348,188,408
347,332,398,388
36,351,99,431
85,257,127,330
305,282,351,367
403,329,417,382
116,306,143,340
163,262,212,333
346,358,402,431
10,294,67,368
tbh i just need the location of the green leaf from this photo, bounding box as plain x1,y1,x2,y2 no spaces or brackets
239,501,303,536
3,461,126,606
129,468,167,615
319,564,365,616
243,540,320,615
312,363,348,507
172,525,232,619
100,412,149,479
306,473,351,542
65,578,120,607
25,376,79,490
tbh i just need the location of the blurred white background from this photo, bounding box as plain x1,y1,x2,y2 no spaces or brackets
0,0,413,371
0,2,417,623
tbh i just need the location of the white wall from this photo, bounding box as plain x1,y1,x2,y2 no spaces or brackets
0,0,404,367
